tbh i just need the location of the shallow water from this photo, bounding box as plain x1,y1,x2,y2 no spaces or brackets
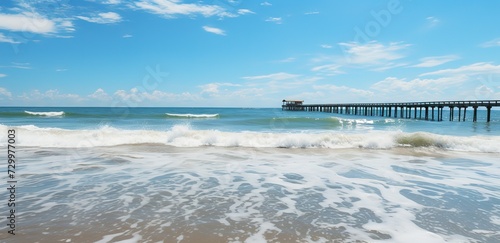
1,107,499,242
0,146,498,242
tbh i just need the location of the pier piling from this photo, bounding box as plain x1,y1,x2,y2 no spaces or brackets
283,100,499,122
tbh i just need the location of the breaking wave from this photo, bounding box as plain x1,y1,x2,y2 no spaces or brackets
165,113,219,118
25,111,65,117
1,124,498,152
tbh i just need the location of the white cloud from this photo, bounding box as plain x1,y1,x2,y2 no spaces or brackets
265,17,282,24
0,87,12,98
199,82,241,94
0,2,76,36
1,62,31,69
55,68,68,72
242,72,299,81
0,12,56,34
420,62,500,76
202,26,225,35
371,76,468,93
199,83,219,94
134,0,226,18
305,11,319,15
89,88,112,101
123,34,133,38
276,57,295,63
114,88,198,103
368,75,479,101
0,74,6,78
311,64,343,76
77,12,122,24
339,41,410,65
103,0,121,4
320,44,332,49
59,20,75,32
261,2,272,6
480,38,500,48
411,55,459,68
371,63,408,72
0,33,20,44
426,16,440,27
313,84,374,97
312,41,411,72
238,9,255,15
20,89,82,102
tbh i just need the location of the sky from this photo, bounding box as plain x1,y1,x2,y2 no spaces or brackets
1,0,500,107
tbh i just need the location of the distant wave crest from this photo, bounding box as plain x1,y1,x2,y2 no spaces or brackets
25,111,65,117
166,113,219,118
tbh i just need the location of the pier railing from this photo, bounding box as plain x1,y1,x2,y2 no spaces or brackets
282,100,500,122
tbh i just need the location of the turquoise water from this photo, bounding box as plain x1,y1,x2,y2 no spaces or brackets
1,106,499,134
1,107,499,242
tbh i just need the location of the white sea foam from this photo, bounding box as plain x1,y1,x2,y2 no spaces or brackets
1,124,499,152
25,110,65,116
166,113,219,118
16,145,500,242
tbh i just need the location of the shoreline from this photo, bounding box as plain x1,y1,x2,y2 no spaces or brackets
1,146,498,242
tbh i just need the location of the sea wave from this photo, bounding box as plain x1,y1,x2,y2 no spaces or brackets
1,124,499,152
166,113,219,118
25,111,65,117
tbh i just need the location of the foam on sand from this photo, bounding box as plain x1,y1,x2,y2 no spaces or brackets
15,146,500,242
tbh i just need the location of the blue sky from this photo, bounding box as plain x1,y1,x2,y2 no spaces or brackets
1,0,500,107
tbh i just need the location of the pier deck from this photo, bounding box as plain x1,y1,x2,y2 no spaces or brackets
282,100,500,122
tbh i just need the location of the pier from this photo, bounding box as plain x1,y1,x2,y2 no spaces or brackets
282,100,500,122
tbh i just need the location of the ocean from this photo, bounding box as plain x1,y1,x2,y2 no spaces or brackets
1,106,499,242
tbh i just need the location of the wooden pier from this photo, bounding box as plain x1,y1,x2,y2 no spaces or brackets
282,100,500,122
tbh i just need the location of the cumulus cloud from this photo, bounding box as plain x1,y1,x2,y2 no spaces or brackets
199,82,241,94
88,88,112,101
0,12,57,34
0,87,12,98
0,3,75,36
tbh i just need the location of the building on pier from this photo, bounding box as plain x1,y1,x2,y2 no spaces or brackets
282,100,304,111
